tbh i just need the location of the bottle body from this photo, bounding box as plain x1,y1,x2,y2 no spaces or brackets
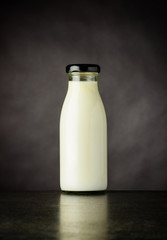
60,72,107,191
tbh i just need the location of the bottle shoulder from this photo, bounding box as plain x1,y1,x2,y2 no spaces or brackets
60,83,106,117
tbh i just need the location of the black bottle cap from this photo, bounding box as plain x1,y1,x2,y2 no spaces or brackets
66,64,100,73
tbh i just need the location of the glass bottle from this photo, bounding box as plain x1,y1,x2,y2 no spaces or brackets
60,64,107,192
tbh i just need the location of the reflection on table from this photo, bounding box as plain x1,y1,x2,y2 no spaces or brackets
59,193,108,240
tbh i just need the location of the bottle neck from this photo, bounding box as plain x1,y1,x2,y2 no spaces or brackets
68,72,98,81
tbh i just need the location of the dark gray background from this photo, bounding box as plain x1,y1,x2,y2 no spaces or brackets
0,1,167,190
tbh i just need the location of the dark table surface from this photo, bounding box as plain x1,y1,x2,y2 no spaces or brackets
0,191,167,240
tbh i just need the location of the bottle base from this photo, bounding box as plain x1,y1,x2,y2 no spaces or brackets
61,189,107,195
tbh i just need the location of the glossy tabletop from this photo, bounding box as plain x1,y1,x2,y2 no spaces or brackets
0,191,166,239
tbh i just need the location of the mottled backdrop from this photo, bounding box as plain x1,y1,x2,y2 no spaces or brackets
0,1,167,190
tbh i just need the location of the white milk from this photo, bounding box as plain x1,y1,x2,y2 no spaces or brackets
60,79,107,191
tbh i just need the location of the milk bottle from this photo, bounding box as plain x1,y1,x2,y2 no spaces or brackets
60,64,107,192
